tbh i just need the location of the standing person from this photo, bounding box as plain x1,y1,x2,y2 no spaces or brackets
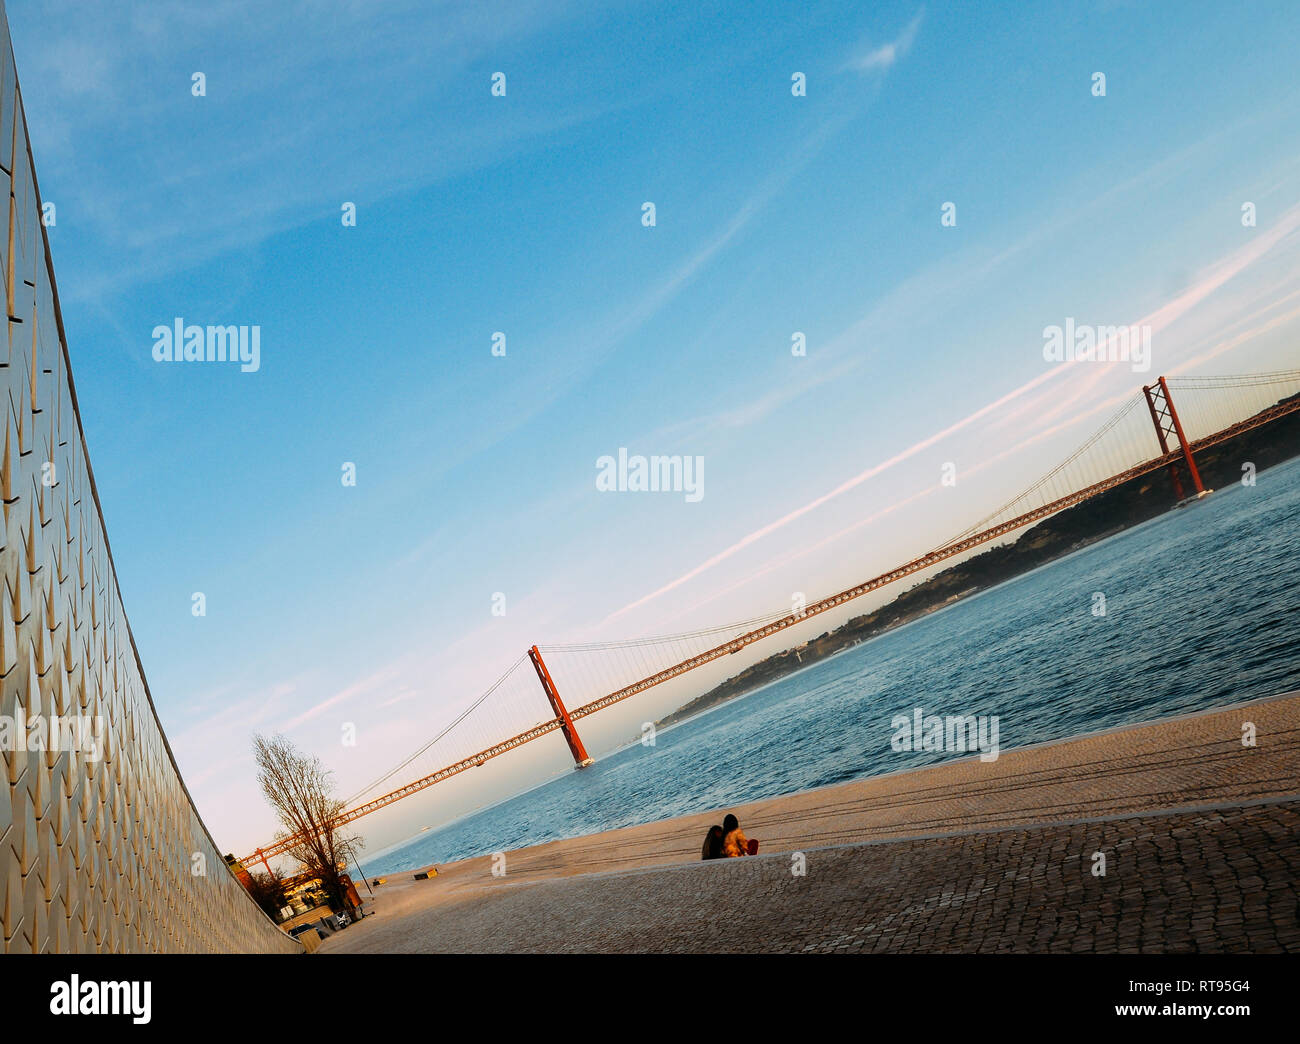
701,825,724,860
721,813,749,858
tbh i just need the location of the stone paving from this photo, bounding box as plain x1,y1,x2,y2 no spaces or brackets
320,693,1300,954
328,799,1300,954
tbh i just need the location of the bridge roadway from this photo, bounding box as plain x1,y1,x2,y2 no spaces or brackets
318,692,1300,953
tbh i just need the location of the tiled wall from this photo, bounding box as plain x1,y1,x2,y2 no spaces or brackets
0,6,299,954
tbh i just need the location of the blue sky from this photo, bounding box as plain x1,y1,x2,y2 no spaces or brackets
10,0,1300,856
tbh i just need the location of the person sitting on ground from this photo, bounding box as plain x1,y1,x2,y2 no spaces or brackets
701,824,724,860
721,813,749,858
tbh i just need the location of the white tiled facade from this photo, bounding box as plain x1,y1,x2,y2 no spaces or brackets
0,4,299,954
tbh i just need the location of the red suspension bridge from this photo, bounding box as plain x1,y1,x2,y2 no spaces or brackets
244,370,1300,869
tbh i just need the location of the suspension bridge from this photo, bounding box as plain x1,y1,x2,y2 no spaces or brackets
244,370,1300,870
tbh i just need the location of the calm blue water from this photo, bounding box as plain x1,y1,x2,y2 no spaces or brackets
361,456,1300,877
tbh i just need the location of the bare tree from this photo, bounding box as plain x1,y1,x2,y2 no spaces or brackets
252,733,362,913
245,870,289,921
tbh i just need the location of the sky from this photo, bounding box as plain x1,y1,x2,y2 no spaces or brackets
8,0,1300,858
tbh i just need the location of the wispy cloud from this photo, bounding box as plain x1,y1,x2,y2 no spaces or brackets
12,0,608,297
995,199,1300,433
848,9,924,74
605,199,1300,624
281,666,403,732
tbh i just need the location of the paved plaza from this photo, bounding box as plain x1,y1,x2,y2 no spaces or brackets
321,693,1300,954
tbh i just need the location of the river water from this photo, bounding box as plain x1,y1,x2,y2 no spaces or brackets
360,455,1300,877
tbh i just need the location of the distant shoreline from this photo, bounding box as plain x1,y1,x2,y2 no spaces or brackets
657,395,1300,731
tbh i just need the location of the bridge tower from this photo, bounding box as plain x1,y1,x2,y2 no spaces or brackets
529,645,595,768
1143,375,1206,501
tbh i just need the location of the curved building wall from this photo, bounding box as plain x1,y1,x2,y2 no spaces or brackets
0,9,299,953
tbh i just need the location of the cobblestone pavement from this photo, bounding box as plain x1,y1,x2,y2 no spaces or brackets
327,798,1300,953
321,695,1300,954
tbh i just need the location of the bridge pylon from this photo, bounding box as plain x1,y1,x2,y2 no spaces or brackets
529,645,594,768
1143,375,1206,501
